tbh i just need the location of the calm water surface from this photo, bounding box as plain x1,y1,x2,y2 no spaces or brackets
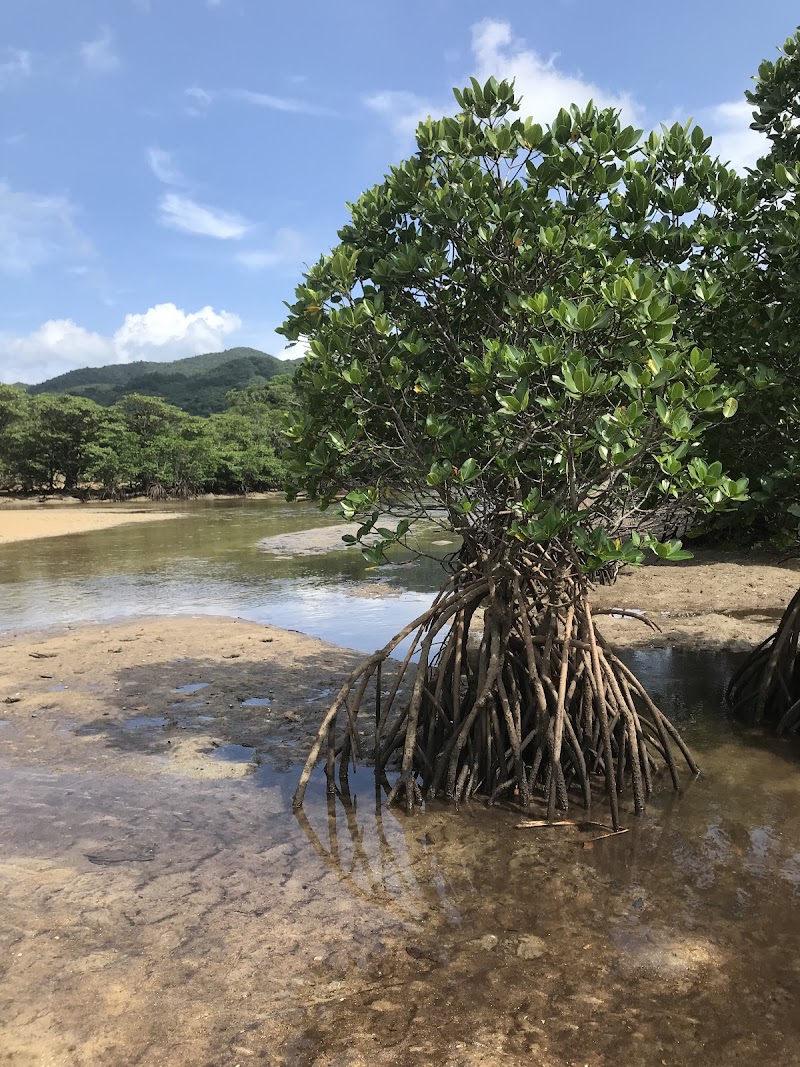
0,499,449,650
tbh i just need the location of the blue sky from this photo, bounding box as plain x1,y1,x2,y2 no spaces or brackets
1,0,797,384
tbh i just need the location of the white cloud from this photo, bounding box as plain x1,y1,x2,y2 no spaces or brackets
1,303,242,383
80,27,120,73
0,182,91,275
158,193,250,239
365,19,643,141
147,146,185,185
235,227,307,270
703,99,766,173
276,337,310,361
0,49,31,88
470,19,642,126
114,303,241,358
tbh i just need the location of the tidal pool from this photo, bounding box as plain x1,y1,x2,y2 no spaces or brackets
1,647,799,1066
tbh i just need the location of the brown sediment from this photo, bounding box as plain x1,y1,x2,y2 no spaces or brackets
592,551,800,651
0,616,367,774
2,560,800,1065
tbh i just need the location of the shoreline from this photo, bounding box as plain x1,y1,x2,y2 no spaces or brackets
0,548,798,650
0,490,282,509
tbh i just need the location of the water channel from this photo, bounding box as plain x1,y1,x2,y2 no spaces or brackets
1,500,799,1066
0,499,448,648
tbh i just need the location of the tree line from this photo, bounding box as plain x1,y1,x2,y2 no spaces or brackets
0,375,294,497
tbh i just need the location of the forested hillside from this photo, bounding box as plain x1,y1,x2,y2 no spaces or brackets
27,348,303,416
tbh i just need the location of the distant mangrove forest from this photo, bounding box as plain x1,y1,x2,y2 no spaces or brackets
0,375,294,497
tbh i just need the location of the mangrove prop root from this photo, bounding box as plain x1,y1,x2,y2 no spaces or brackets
727,585,800,734
292,565,699,830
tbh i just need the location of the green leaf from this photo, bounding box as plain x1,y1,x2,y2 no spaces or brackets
458,458,479,482
722,397,738,418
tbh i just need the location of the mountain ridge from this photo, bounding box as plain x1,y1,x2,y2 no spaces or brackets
27,347,302,416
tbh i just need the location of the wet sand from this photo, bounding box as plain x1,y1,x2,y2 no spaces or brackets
0,506,181,544
2,561,800,1065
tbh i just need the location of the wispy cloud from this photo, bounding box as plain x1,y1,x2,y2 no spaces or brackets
0,182,91,275
364,91,437,138
227,88,335,116
0,303,242,384
158,193,250,239
80,27,120,73
0,48,31,88
184,85,335,118
147,146,185,186
235,227,308,270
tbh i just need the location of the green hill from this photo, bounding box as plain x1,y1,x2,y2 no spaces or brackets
28,347,303,416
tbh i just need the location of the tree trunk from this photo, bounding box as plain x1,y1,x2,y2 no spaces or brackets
727,586,800,733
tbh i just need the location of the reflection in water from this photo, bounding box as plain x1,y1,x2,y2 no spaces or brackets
268,650,800,1064
0,499,448,651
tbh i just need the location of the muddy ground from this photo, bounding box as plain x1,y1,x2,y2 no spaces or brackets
2,554,800,1066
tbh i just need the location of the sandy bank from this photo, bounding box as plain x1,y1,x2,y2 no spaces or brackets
0,615,369,779
0,507,181,544
592,550,800,651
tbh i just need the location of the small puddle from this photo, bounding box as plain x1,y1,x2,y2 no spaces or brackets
241,696,271,707
211,743,256,763
122,715,169,731
723,607,785,622
305,687,333,702
172,683,209,694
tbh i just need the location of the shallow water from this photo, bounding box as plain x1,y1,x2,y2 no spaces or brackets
0,499,447,651
2,648,799,1065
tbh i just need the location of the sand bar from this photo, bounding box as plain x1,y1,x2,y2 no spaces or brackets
0,506,180,544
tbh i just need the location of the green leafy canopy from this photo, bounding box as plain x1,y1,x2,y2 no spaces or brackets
279,78,746,570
